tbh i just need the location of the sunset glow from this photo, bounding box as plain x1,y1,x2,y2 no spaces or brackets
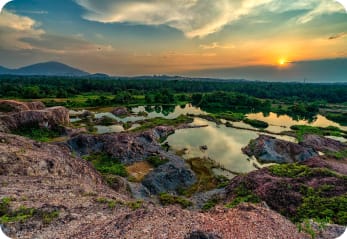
0,0,346,80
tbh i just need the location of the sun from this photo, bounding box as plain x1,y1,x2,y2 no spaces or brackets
278,58,287,65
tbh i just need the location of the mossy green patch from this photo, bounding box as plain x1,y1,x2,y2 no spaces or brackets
83,152,128,177
146,156,169,167
0,198,59,225
225,183,260,208
180,157,229,196
159,193,193,208
13,125,62,142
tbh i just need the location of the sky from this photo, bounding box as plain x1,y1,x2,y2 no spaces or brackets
0,0,346,81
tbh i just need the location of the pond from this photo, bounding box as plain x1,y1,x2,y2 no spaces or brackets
165,118,295,178
69,105,346,175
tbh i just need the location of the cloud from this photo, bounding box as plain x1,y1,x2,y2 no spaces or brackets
75,0,273,38
75,0,346,38
296,0,345,24
199,42,235,49
328,32,347,40
0,10,44,49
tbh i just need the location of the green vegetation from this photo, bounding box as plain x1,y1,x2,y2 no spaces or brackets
181,157,229,196
202,198,219,211
192,91,271,113
95,197,143,210
210,111,245,122
325,112,347,126
159,193,193,208
0,197,59,225
325,149,347,160
98,116,118,126
243,118,269,128
268,164,339,179
1,76,347,104
290,125,344,142
13,124,62,142
296,190,347,225
131,115,192,132
83,152,128,177
146,156,169,167
225,183,260,208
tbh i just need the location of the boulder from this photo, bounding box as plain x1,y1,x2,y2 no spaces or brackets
142,158,196,195
111,107,129,117
301,134,347,152
242,135,318,163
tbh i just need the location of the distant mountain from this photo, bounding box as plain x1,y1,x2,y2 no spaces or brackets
0,66,11,75
0,61,89,76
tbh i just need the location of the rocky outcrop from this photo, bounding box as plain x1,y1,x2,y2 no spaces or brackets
68,126,175,164
111,107,129,117
225,160,347,222
301,134,347,153
243,135,318,163
0,100,69,132
0,100,45,112
68,126,196,195
0,132,130,239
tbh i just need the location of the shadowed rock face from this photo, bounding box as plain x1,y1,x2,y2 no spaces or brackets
0,100,69,132
242,135,318,163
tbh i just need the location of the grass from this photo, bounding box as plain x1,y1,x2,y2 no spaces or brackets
225,183,260,208
296,191,347,225
146,156,169,167
159,193,193,208
83,152,128,177
325,149,347,160
0,197,59,225
202,198,219,211
243,118,269,129
290,125,344,142
268,164,340,179
13,125,62,142
98,116,118,126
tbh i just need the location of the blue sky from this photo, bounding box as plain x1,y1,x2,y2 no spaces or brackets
0,0,346,80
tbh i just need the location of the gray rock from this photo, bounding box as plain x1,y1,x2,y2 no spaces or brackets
243,135,318,163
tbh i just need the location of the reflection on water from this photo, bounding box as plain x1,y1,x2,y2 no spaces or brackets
247,112,347,132
94,104,207,123
166,118,255,175
166,118,296,176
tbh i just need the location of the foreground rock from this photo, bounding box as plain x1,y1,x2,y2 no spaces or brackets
0,100,69,132
0,132,130,239
72,203,308,239
68,126,196,195
242,135,318,163
0,131,310,239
